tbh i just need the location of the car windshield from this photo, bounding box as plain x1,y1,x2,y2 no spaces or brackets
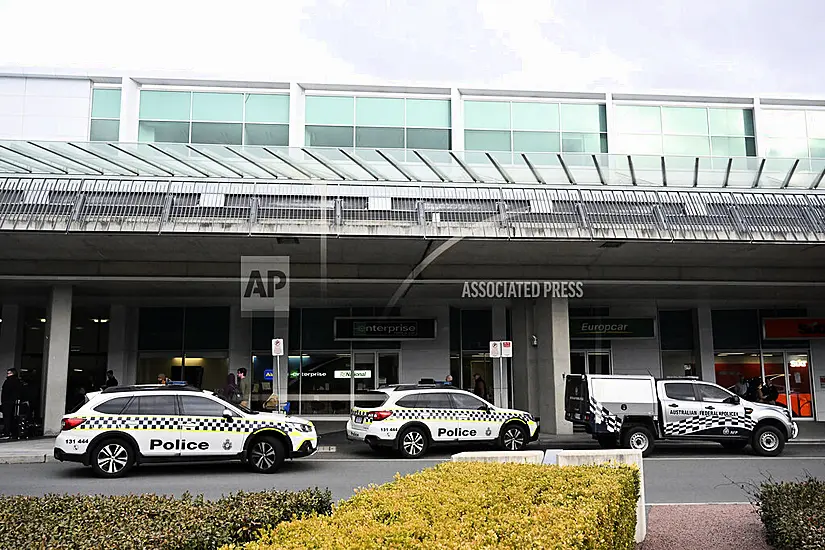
211,392,258,414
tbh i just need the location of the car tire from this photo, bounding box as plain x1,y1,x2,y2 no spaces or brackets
621,425,655,458
368,440,382,452
90,438,135,478
398,426,429,459
597,435,618,449
499,424,528,451
720,440,748,451
247,436,285,473
752,425,785,457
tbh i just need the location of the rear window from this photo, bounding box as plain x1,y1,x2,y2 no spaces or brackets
93,397,132,415
354,391,389,408
664,383,697,401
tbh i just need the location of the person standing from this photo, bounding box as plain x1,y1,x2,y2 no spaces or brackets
473,373,487,400
105,370,119,388
2,369,22,439
237,367,251,408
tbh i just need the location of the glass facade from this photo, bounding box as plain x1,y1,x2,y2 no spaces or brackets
463,100,607,164
304,95,451,150
613,105,756,167
89,88,121,142
137,90,289,146
762,108,825,170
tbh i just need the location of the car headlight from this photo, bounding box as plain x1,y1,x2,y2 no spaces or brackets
289,423,314,433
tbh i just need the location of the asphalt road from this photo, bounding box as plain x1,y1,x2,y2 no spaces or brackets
0,441,823,504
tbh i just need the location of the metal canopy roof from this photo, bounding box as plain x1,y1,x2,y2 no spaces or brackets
1,140,824,190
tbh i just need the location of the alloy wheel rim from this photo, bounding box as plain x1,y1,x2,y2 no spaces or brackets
760,432,779,452
403,432,424,455
504,428,524,450
629,433,649,451
97,443,128,474
252,442,277,469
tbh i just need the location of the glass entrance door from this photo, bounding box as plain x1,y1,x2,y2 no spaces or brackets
763,351,814,419
351,351,401,407
570,351,611,375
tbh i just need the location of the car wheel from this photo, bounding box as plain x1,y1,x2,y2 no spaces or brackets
752,425,785,457
721,440,748,451
247,436,285,473
597,435,618,449
90,438,135,478
500,424,528,451
398,426,428,458
621,425,655,458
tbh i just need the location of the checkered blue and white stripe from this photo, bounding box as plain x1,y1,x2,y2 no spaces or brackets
663,414,757,436
589,397,623,433
79,416,291,434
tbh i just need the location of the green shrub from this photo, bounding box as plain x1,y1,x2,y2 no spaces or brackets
0,488,331,550
226,462,639,550
756,475,825,550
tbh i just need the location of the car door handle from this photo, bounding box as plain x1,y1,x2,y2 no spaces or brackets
668,404,678,408
705,406,715,410
183,422,198,429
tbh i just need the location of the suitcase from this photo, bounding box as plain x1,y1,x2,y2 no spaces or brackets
13,400,33,440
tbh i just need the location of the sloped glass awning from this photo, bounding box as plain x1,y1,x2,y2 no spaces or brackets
0,140,824,190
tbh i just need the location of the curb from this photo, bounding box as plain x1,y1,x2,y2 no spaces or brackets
0,454,58,465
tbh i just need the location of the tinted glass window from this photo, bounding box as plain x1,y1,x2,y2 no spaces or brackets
416,393,453,409
664,383,696,401
712,310,759,350
354,391,389,408
450,393,487,410
137,396,177,415
395,395,419,408
697,384,734,403
461,309,492,351
184,307,229,350
138,307,184,351
659,310,695,351
93,397,132,415
180,396,228,417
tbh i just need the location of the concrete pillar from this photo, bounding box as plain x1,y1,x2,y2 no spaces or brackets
288,82,305,148
696,306,715,383
43,286,72,436
229,305,252,401
610,302,662,377
535,297,572,434
511,300,538,413
450,87,464,152
0,304,22,371
106,305,126,384
492,303,508,408
118,77,140,142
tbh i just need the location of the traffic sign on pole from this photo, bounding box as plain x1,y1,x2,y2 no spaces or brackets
501,341,513,357
271,338,284,356
489,341,501,358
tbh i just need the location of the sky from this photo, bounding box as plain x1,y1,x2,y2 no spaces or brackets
0,0,820,95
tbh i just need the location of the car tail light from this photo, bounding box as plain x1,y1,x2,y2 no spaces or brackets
61,418,85,431
370,410,393,421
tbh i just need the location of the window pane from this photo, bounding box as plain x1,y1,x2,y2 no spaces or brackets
180,396,228,416
184,307,230,350
305,96,354,125
711,309,759,349
663,135,710,156
406,99,450,128
139,91,191,121
512,131,560,152
451,393,486,410
659,310,695,351
760,110,807,138
355,97,404,127
662,107,708,135
697,384,733,403
561,132,606,153
138,121,189,143
91,89,121,119
244,123,289,146
709,108,754,136
664,383,696,401
464,101,510,130
765,137,809,158
191,122,243,145
395,394,419,408
465,130,511,151
245,94,289,124
614,133,662,154
461,309,492,351
94,397,131,415
614,105,661,134
138,396,177,416
711,136,756,157
806,111,825,138
305,125,354,147
191,92,243,122
511,102,559,131
355,126,404,148
90,119,120,142
810,139,825,158
138,307,184,350
416,393,452,408
561,104,606,132
406,128,450,150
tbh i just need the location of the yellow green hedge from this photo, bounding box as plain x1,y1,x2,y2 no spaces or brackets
225,462,639,550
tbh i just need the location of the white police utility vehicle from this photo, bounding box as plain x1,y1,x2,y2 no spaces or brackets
346,384,539,458
564,374,798,457
54,384,317,477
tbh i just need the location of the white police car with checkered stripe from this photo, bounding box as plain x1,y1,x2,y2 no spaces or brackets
346,385,539,458
54,384,317,477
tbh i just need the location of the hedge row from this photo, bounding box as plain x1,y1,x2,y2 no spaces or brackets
756,475,825,550
225,462,640,550
0,488,331,550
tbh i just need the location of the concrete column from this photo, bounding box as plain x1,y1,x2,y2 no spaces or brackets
610,302,662,377
696,306,715,383
106,305,126,384
229,305,252,401
122,307,139,384
118,77,140,142
535,297,572,434
450,87,464,152
510,300,531,411
752,97,766,159
289,82,305,148
492,303,508,408
43,286,72,436
0,304,22,371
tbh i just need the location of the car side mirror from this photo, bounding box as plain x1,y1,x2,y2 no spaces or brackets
726,396,740,405
222,409,234,420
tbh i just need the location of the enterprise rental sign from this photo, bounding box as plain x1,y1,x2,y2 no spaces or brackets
334,317,437,341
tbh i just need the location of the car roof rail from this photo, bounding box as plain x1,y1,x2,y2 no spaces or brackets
100,384,203,394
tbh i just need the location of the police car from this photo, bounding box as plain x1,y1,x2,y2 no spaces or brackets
346,384,539,458
54,384,317,478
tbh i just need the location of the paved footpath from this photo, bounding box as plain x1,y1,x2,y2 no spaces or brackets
640,504,770,550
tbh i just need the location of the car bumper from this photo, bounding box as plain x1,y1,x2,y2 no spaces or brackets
790,422,799,439
346,420,368,441
291,439,318,458
54,447,86,464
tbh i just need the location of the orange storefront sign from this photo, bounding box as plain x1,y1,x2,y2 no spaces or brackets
763,318,825,339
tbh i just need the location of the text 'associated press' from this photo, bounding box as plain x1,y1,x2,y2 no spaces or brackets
462,281,584,299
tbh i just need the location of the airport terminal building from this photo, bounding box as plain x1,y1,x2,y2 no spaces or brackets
1,68,825,435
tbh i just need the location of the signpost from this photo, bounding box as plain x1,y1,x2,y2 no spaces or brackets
271,338,284,410
489,341,512,407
